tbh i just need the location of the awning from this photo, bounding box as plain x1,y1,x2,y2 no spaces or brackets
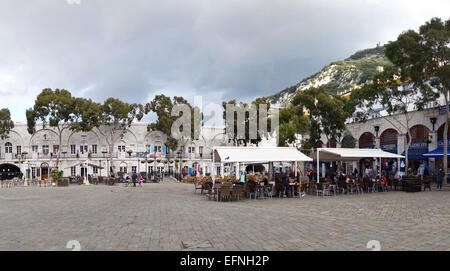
313,148,404,161
65,160,104,169
213,147,312,163
423,147,450,158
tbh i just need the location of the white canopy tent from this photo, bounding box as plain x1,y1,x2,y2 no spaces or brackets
212,147,313,184
313,148,404,183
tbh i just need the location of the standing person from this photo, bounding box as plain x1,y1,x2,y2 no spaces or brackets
418,163,425,180
132,171,137,187
281,174,289,197
437,168,444,190
138,174,144,187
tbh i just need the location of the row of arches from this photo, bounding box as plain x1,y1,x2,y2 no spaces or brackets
316,123,450,150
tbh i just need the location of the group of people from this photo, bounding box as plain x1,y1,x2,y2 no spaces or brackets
121,172,145,187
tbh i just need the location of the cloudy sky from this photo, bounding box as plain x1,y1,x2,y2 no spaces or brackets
0,0,448,122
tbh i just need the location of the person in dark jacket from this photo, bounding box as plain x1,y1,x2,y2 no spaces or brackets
132,171,138,187
281,174,289,197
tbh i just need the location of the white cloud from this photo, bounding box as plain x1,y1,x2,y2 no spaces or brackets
0,0,448,121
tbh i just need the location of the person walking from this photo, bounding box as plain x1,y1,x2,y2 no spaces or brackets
132,171,137,187
437,168,444,190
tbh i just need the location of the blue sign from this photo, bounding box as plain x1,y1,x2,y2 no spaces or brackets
403,142,429,161
438,139,450,147
439,104,450,115
380,143,397,154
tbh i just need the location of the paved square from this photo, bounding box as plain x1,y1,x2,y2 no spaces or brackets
0,180,449,251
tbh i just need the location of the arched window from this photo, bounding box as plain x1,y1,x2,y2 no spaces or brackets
314,141,323,148
5,142,12,153
437,124,450,141
380,129,398,145
407,125,430,143
359,132,375,148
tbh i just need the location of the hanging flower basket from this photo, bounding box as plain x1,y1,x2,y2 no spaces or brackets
141,160,146,164
169,160,174,164
156,159,161,163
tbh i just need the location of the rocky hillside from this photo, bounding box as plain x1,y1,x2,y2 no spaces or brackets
268,45,391,105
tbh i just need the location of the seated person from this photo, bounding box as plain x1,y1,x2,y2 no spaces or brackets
262,175,269,186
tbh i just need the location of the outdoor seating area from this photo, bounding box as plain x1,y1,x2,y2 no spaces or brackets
187,146,439,202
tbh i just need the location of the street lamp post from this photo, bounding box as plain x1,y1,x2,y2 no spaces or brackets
20,152,28,186
374,125,380,179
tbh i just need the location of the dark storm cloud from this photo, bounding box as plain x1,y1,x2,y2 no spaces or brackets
0,0,448,121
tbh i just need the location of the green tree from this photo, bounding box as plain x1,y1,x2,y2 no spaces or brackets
292,87,351,148
349,66,436,171
145,95,201,153
278,104,309,147
76,98,144,175
383,17,449,182
0,108,14,140
222,97,273,146
26,88,78,168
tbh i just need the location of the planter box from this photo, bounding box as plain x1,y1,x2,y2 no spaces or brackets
57,178,69,187
401,177,422,192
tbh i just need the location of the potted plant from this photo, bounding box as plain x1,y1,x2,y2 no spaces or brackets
88,151,92,159
76,150,79,159
50,169,66,187
126,150,133,157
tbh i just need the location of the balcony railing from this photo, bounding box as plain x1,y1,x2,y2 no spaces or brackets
0,152,213,161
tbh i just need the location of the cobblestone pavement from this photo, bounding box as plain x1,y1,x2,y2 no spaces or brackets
0,180,449,251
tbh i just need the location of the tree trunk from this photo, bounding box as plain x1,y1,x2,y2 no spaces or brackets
55,132,62,169
109,143,114,176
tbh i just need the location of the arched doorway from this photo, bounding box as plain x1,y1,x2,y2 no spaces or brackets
359,132,375,175
380,128,399,172
40,163,49,180
404,125,430,171
314,141,323,148
326,138,337,148
0,163,21,180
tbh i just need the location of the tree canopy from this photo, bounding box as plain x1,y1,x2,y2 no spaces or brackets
292,86,351,147
222,97,273,146
26,88,79,167
0,108,14,140
145,94,201,152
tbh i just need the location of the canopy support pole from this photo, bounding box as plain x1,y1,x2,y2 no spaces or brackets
316,149,320,183
212,147,215,186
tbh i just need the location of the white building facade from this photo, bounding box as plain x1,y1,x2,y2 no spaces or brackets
0,122,279,180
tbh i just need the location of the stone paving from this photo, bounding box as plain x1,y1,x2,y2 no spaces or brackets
0,179,449,251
